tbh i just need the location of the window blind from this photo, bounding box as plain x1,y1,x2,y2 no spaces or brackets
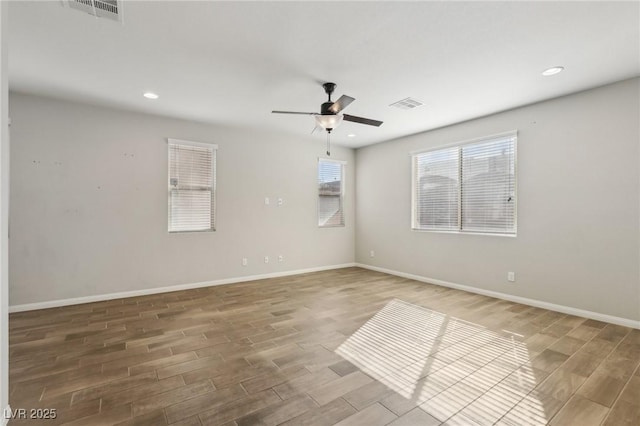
318,159,345,227
461,135,516,233
413,147,460,231
412,132,516,234
168,139,217,233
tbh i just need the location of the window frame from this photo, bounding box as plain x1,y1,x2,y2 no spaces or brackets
411,131,517,236
167,138,218,233
317,158,346,228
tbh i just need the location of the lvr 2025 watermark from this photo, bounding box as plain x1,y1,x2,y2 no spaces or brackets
3,407,57,420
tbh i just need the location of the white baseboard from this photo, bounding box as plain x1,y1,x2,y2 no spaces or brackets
9,263,357,313
10,262,639,330
2,405,10,425
356,263,640,329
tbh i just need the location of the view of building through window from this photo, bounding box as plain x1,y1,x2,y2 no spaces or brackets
318,159,345,227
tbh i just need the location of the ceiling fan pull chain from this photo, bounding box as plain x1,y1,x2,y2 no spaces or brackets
326,132,331,156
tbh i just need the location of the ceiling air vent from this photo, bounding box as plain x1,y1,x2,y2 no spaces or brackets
63,0,123,23
390,97,424,110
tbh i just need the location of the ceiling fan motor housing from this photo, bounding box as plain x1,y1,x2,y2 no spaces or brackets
320,102,335,115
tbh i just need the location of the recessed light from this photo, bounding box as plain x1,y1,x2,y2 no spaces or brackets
542,66,564,76
347,134,356,138
143,92,159,99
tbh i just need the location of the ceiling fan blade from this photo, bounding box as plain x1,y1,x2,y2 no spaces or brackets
343,114,383,127
272,110,317,115
328,95,355,113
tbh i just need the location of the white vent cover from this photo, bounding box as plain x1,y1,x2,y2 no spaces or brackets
63,0,123,22
390,97,424,110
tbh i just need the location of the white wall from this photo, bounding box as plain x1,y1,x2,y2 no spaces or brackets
7,80,640,324
356,78,640,322
8,93,355,306
1,1,9,420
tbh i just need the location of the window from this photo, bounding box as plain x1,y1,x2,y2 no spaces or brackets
318,158,345,227
412,132,516,234
168,139,217,233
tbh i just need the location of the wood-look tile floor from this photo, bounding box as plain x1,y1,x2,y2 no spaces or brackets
8,267,640,425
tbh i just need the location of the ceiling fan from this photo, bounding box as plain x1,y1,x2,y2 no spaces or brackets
272,82,383,155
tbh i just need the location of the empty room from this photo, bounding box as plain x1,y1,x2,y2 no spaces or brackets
0,1,639,425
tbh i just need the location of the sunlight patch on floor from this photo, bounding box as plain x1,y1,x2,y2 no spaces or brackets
335,299,548,425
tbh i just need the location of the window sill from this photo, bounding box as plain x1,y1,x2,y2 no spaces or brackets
411,228,516,237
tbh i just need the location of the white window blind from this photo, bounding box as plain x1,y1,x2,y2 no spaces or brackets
318,158,345,227
168,139,217,233
461,136,516,233
412,132,516,234
413,146,460,231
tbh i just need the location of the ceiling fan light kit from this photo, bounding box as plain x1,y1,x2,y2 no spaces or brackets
272,82,383,155
315,113,343,132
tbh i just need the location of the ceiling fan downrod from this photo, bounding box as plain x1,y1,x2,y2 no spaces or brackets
320,82,337,117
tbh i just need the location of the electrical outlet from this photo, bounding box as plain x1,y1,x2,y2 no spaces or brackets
278,255,283,262
264,197,270,205
277,198,283,206
370,250,375,258
507,272,515,282
242,258,248,266
264,256,269,264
